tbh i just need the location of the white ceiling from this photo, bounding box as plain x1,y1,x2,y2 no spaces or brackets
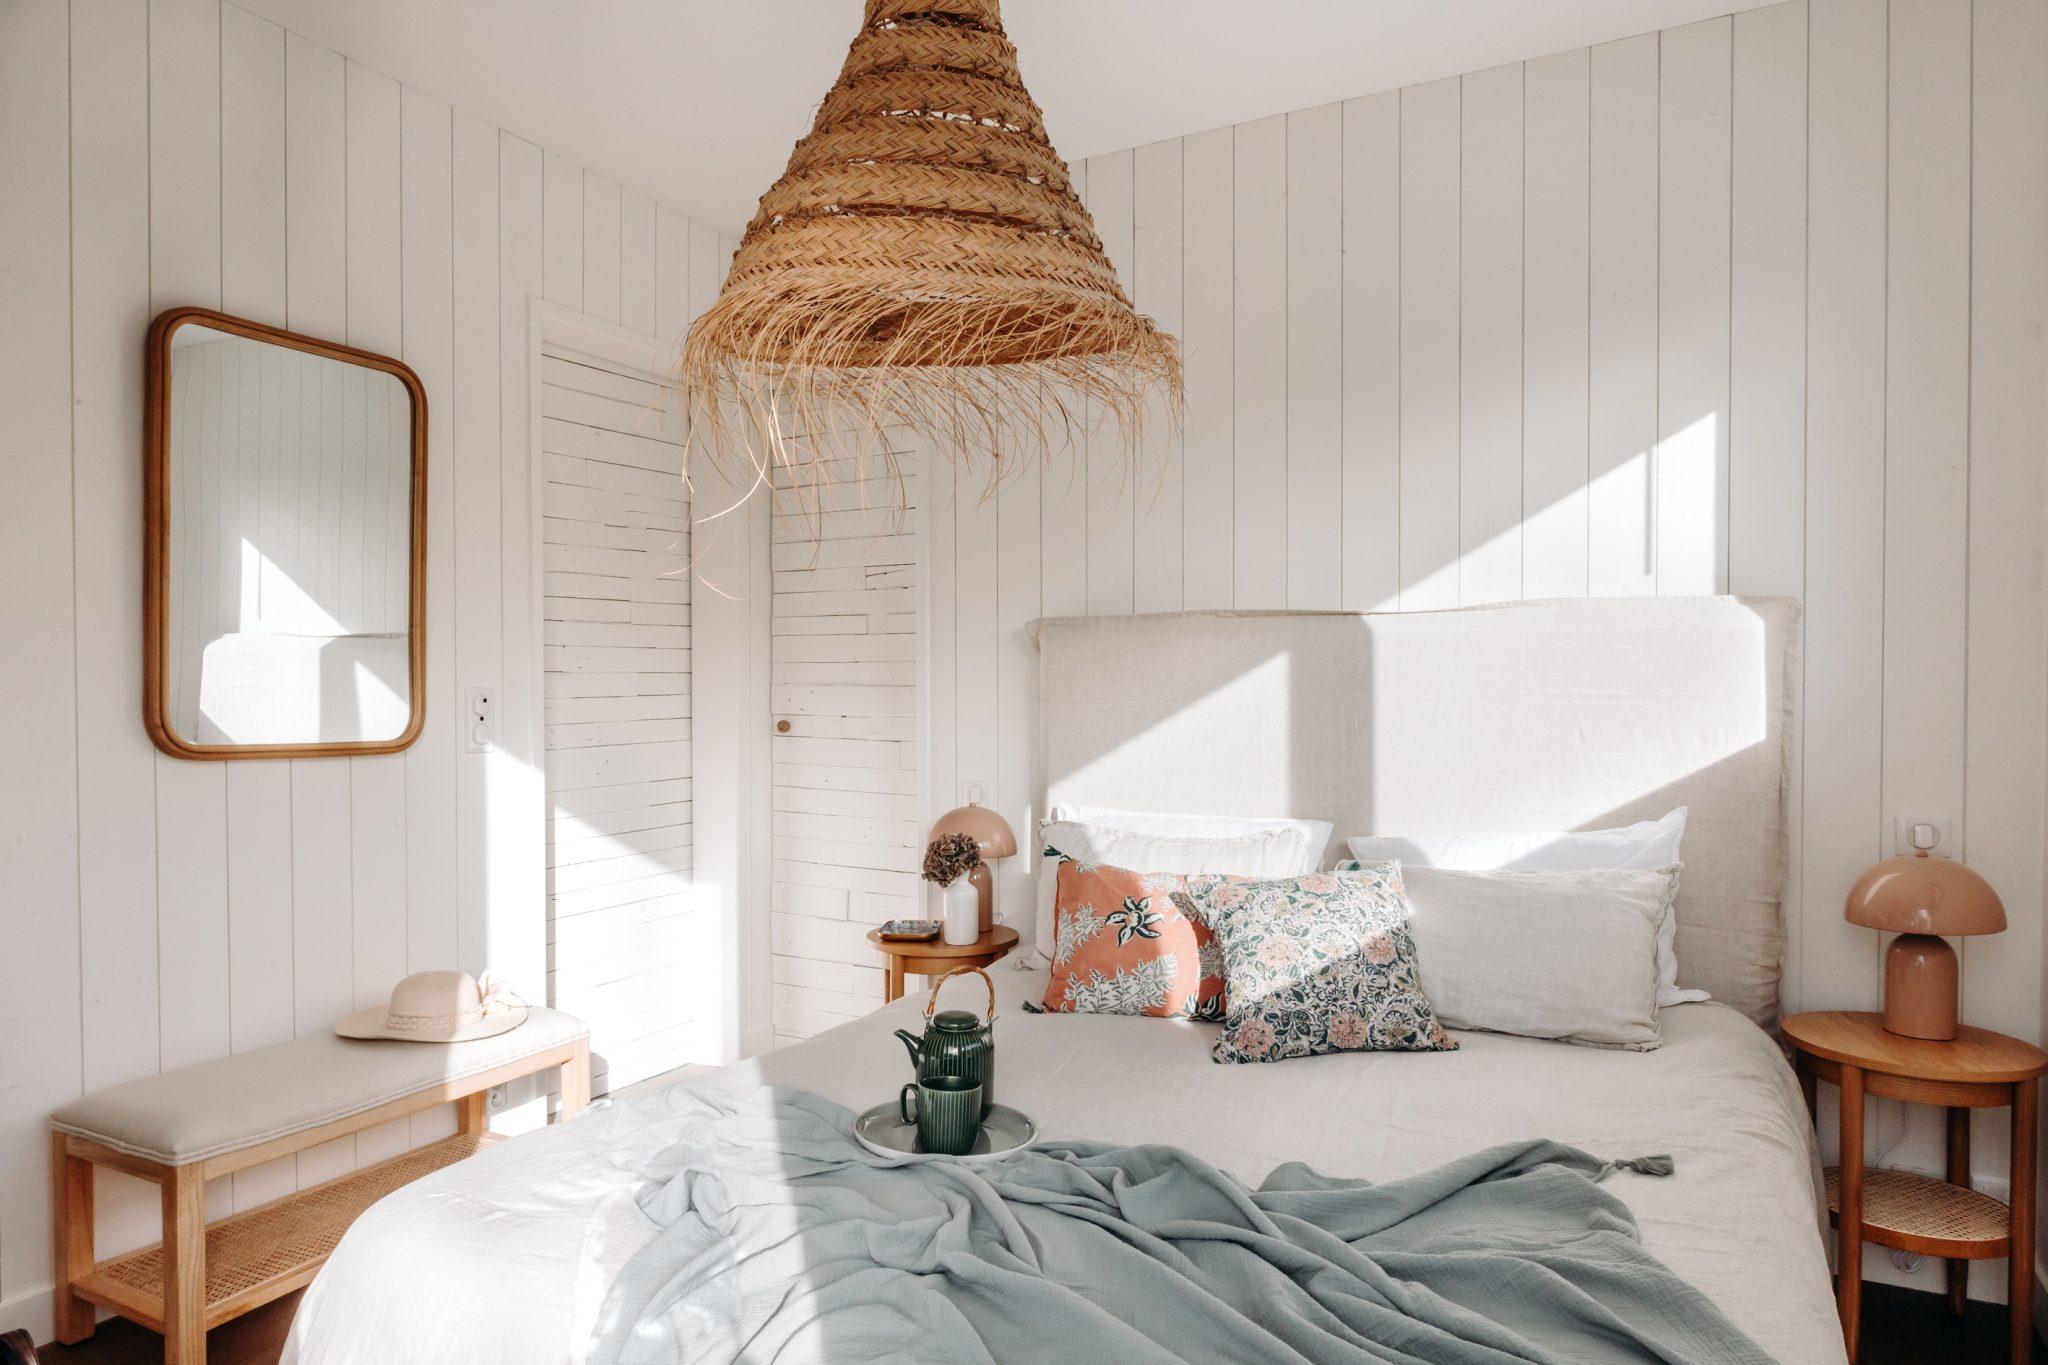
236,0,1776,233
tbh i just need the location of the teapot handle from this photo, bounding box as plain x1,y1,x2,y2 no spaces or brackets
925,964,997,1026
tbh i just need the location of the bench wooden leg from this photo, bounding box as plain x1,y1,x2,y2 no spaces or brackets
559,1041,591,1121
161,1166,206,1365
456,1090,489,1136
48,1133,95,1345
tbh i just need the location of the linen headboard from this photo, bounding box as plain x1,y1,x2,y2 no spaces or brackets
1036,597,1799,1027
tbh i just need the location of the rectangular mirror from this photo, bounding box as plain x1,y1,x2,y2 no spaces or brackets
144,307,427,759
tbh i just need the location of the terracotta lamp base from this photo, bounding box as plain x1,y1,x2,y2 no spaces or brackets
1882,932,1960,1040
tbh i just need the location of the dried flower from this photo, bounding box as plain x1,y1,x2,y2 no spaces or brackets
922,832,983,888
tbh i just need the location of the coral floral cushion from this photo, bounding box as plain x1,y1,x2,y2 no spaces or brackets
1040,857,1229,1021
1178,863,1457,1064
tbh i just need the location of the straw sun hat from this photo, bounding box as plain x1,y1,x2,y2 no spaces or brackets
334,970,528,1043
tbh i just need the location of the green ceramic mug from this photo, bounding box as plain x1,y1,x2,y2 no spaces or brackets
899,1074,983,1156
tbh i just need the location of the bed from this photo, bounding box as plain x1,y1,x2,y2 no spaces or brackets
285,598,1843,1364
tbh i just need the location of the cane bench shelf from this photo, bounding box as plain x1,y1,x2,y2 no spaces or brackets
73,1131,499,1334
1823,1165,2011,1259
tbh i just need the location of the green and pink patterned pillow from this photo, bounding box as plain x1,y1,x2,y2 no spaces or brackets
1176,862,1456,1064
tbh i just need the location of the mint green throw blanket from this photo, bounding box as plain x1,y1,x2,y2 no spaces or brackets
587,1086,1772,1364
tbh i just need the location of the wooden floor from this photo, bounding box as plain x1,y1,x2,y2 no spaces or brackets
28,1282,2046,1363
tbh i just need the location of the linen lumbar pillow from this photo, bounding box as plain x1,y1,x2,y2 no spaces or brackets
1034,819,1316,966
1345,807,1703,1008
1038,859,1228,1020
1176,863,1455,1064
1398,865,1678,1050
1048,801,1336,868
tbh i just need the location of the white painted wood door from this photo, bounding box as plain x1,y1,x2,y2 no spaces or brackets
539,344,695,1096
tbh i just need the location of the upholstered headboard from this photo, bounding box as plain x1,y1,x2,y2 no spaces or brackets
1036,598,1799,1027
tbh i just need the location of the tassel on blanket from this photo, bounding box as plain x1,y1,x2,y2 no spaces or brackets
1598,1154,1676,1180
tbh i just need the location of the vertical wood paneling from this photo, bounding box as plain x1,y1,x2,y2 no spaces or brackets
1340,92,1401,612
1231,116,1288,609
1729,0,1808,1004
1587,34,1659,598
1180,128,1234,610
497,132,548,1075
151,0,231,1077
1131,140,1183,615
342,59,409,1167
1729,3,1808,600
284,33,355,1047
542,151,583,309
619,189,657,335
451,113,501,978
582,172,622,323
1397,79,1461,609
1457,64,1524,606
1881,0,1971,953
1039,158,1087,621
1657,18,1733,596
654,204,692,343
401,87,460,1002
0,0,79,1307
1522,49,1592,599
1801,0,1888,1008
1962,0,2048,1054
219,8,296,1209
1285,105,1343,609
995,436,1042,960
1083,150,1135,616
70,0,159,1101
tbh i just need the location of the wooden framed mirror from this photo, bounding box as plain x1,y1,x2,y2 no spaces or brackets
143,307,428,759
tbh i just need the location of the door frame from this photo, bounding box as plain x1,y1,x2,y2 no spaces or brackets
525,297,772,1066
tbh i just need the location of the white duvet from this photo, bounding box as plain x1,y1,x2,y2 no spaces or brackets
286,968,1842,1364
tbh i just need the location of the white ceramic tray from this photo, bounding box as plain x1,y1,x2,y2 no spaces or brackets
853,1101,1037,1162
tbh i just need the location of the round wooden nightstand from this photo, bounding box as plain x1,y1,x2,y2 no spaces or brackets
867,925,1019,1003
1783,1010,2048,1364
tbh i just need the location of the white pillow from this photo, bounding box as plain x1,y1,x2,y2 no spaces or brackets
1034,819,1317,965
1400,864,1677,1049
1050,802,1336,868
1347,808,1703,1006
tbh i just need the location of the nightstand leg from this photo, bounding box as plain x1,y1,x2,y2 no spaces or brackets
1839,1064,1865,1362
2012,1078,2036,1365
1946,1106,1970,1316
886,957,904,1004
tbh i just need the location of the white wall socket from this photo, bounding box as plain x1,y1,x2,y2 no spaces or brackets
1891,812,1955,857
959,778,991,807
466,686,496,753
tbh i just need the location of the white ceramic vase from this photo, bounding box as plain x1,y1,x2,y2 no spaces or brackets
942,879,980,946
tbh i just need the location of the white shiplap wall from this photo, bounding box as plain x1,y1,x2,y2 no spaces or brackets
769,455,923,1042
0,0,734,1335
540,350,695,1096
921,0,2047,1293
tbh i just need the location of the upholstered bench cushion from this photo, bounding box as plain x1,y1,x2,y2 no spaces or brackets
49,1008,588,1165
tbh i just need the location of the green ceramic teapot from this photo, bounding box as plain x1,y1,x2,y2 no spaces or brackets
894,966,996,1119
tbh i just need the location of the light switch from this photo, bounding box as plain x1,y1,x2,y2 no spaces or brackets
1891,811,1955,857
466,687,496,753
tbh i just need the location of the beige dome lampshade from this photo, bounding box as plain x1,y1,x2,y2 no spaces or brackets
1846,840,2006,1040
930,797,1017,934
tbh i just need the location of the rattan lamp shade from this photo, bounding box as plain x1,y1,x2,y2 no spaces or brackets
680,0,1180,489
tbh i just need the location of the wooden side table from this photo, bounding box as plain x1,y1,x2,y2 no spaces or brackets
1783,1010,2048,1364
868,925,1018,1003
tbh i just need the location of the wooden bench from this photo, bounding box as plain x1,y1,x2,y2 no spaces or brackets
47,1009,590,1364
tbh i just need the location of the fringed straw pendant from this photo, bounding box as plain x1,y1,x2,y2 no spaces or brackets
679,0,1182,518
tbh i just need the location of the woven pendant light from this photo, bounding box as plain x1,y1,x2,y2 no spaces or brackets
680,0,1181,500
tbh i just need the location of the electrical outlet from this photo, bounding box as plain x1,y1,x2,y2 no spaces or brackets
466,687,496,753
1891,812,1955,857
486,1083,508,1112
960,779,991,807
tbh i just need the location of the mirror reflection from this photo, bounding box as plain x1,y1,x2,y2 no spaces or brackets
162,322,418,748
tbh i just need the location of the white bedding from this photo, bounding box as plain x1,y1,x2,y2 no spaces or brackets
286,967,1841,1365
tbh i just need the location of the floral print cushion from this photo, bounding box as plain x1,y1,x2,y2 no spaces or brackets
1177,863,1456,1064
1040,854,1229,1021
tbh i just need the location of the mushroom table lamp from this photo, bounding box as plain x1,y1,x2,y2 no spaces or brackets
929,797,1017,935
1845,827,2006,1040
